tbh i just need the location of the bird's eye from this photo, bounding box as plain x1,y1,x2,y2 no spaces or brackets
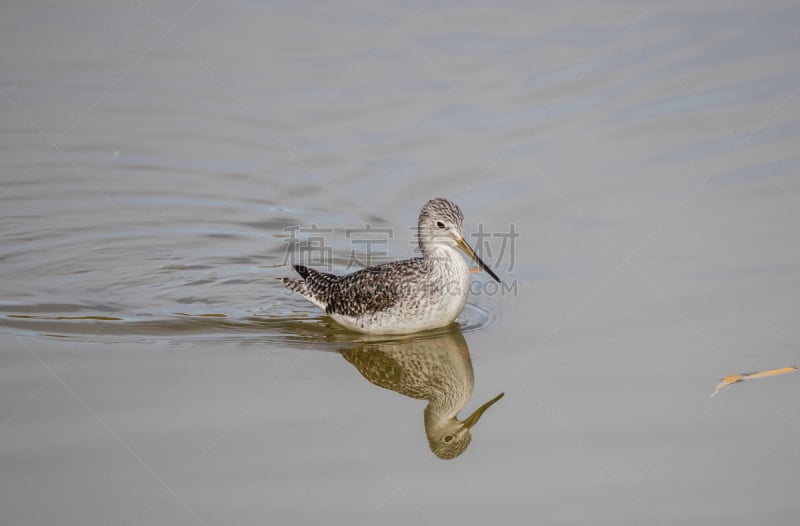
443,435,454,443
435,221,446,229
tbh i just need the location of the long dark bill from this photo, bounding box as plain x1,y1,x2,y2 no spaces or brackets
462,392,505,429
456,238,501,283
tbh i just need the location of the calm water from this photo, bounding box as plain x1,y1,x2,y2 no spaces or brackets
2,1,799,524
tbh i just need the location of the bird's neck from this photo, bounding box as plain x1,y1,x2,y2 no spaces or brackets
422,243,465,266
423,400,468,438
423,383,471,422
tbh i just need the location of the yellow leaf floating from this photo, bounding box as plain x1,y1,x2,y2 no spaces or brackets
710,366,798,398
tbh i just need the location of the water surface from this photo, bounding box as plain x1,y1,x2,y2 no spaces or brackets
1,1,799,525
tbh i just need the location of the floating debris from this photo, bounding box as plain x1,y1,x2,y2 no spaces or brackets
710,366,798,398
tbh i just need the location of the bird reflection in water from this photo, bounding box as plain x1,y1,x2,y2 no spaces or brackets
339,328,504,459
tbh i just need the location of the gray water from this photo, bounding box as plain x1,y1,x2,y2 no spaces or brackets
2,1,799,525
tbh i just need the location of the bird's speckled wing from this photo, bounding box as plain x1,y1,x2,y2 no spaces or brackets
324,258,429,317
340,348,413,394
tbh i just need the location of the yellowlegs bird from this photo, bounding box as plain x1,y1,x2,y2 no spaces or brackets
282,198,500,334
340,330,504,459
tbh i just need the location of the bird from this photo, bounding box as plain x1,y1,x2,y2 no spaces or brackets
340,329,504,459
282,198,500,335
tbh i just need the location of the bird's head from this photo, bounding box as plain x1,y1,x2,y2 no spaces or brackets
425,392,504,459
417,198,500,282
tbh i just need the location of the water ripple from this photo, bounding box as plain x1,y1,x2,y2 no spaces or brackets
0,301,499,350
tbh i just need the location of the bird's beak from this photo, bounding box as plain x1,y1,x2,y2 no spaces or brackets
462,392,505,429
456,237,501,283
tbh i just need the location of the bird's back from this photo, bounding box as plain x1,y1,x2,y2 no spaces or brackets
283,258,429,317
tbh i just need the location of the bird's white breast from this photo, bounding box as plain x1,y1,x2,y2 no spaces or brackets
331,245,471,334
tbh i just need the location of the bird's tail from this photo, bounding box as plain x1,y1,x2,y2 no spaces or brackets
281,275,309,295
281,265,333,310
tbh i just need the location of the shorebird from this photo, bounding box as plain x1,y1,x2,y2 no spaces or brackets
340,330,504,459
282,198,500,334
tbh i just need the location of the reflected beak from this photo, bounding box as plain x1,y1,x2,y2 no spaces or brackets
456,238,501,283
462,392,505,429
